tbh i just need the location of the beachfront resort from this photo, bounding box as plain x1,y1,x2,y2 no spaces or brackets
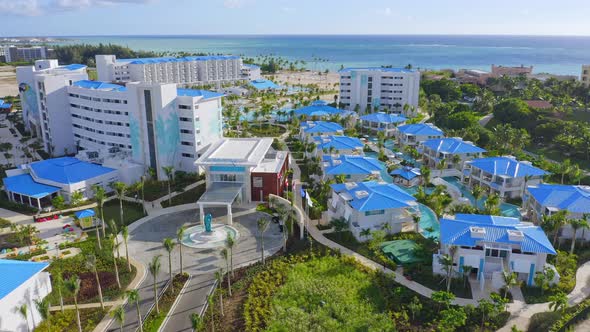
0,49,590,332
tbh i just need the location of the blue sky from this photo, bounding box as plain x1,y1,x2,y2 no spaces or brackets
1,0,589,36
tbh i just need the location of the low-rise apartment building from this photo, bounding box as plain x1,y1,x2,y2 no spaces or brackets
396,123,444,148
421,137,486,173
359,112,407,137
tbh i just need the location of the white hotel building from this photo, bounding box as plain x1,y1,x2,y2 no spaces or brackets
17,60,224,180
96,54,246,85
339,68,420,116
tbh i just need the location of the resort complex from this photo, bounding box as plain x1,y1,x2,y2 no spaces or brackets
2,33,590,332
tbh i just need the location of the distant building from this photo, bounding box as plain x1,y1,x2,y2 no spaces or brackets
299,121,344,141
435,214,558,290
3,157,118,208
421,137,486,172
0,260,52,332
523,100,553,110
462,156,548,199
456,69,491,85
328,181,419,241
322,155,384,183
390,166,422,187
359,112,407,137
95,54,246,85
339,68,420,116
491,64,533,77
582,65,590,87
395,123,444,148
249,79,280,91
311,135,364,157
241,64,261,80
3,45,53,63
294,100,354,119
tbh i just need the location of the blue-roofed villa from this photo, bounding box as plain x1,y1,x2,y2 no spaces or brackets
396,123,444,148
390,166,422,187
3,157,118,210
0,99,13,112
435,214,558,290
524,184,590,241
421,137,487,176
360,112,407,137
311,135,364,158
462,156,549,200
0,259,51,332
328,181,419,241
322,155,384,183
299,121,344,140
294,100,355,119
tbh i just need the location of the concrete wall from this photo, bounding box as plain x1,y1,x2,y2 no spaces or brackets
0,271,51,332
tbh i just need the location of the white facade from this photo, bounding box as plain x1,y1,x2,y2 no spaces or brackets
339,68,420,116
0,266,51,332
241,64,262,81
96,54,245,85
17,60,88,155
3,45,51,63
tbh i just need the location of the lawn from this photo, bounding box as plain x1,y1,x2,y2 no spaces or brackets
161,184,205,208
247,123,286,137
36,307,108,332
138,175,201,201
102,199,146,227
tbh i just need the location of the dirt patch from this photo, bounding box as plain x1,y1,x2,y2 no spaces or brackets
0,66,17,98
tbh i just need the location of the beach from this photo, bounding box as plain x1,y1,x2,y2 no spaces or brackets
0,66,17,97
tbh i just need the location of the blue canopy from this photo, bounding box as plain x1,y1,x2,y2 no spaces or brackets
74,209,95,219
3,174,60,199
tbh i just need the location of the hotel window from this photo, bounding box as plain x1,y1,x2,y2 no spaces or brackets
181,141,193,146
180,129,192,134
365,210,385,216
182,153,194,158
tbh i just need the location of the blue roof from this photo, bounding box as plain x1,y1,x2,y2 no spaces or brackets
397,123,444,136
313,135,364,151
323,155,384,176
467,157,548,178
119,55,240,65
0,259,49,300
75,209,95,219
331,181,417,212
360,112,407,124
249,79,280,90
301,121,344,134
294,102,351,118
440,214,556,254
177,88,224,100
3,174,60,199
61,64,86,71
422,138,486,155
29,157,116,185
73,80,127,92
527,184,590,214
390,166,421,180
339,67,416,73
0,99,11,109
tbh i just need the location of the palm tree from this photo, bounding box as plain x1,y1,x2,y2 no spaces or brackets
559,159,572,184
420,165,431,188
471,185,484,210
190,313,204,332
437,158,447,174
111,305,126,332
360,228,372,240
551,210,569,246
257,218,270,265
86,254,104,310
162,166,175,206
502,271,519,300
34,298,51,332
140,175,147,214
53,270,65,313
549,292,568,312
215,269,224,317
569,218,589,254
109,219,121,259
461,265,473,289
111,181,127,226
93,185,107,238
221,248,231,296
177,226,185,274
109,234,122,289
334,174,346,184
148,255,162,314
207,293,215,332
225,234,235,278
17,304,30,332
120,225,132,272
126,289,143,332
452,154,462,169
163,238,176,291
65,276,82,332
438,254,454,292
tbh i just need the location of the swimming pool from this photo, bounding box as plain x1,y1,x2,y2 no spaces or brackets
442,176,522,218
417,203,440,240
364,151,394,183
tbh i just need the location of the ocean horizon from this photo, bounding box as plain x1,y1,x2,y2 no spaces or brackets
51,34,590,75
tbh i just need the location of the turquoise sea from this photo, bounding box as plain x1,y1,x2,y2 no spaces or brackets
55,34,590,75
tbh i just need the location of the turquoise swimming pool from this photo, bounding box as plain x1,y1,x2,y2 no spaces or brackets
417,203,440,240
442,176,522,218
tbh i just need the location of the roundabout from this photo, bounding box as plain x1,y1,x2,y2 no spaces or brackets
181,224,240,249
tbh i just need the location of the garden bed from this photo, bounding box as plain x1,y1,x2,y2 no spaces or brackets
143,273,190,332
37,307,109,332
102,200,146,227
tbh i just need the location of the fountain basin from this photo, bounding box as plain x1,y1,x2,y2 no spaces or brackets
181,224,240,249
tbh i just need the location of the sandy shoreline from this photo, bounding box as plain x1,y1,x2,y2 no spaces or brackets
269,70,340,90
0,66,18,98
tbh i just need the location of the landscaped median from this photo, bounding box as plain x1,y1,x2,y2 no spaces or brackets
143,272,190,332
37,307,109,331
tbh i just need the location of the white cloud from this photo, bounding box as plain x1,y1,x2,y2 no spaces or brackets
0,0,152,16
